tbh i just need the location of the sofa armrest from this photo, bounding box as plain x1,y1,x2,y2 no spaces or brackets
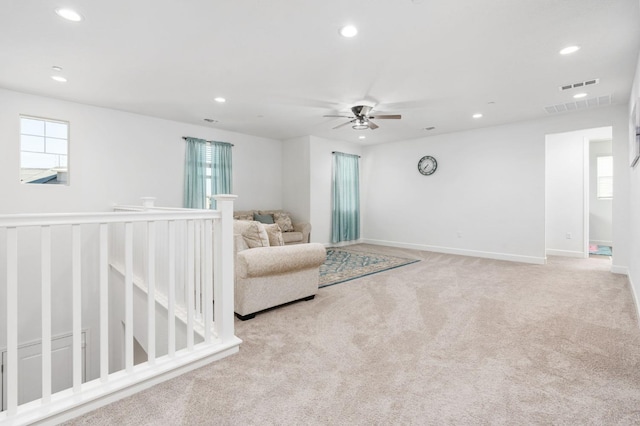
292,222,312,243
236,243,325,278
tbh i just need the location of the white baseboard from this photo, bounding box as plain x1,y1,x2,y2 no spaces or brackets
626,272,640,329
324,239,364,248
546,249,586,258
361,239,546,265
611,265,629,275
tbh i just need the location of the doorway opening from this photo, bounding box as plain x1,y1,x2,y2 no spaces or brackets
545,126,613,260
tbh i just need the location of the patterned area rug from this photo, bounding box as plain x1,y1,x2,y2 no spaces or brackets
319,247,419,288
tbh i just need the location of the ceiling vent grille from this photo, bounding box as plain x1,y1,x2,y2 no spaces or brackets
544,95,612,114
559,78,600,91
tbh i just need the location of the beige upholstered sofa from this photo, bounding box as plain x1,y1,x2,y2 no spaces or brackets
233,220,326,320
233,209,311,245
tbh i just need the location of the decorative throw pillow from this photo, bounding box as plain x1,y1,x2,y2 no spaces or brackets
234,211,254,221
233,220,269,248
263,223,284,246
272,211,294,232
253,213,275,224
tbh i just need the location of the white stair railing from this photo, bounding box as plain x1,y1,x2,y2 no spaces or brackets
0,195,240,425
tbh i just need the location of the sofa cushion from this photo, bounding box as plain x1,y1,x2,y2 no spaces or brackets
282,231,304,244
263,223,284,246
233,220,269,248
259,210,294,232
236,243,327,278
253,213,275,224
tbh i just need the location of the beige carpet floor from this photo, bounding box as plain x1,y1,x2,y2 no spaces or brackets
66,245,640,425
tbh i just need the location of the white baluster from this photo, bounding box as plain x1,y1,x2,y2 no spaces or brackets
41,226,52,402
125,222,134,372
6,227,18,415
204,219,213,343
186,220,195,350
195,220,201,319
147,221,156,365
72,224,82,392
100,223,109,381
168,220,176,357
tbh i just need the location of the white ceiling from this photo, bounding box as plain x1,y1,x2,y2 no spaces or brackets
1,0,639,145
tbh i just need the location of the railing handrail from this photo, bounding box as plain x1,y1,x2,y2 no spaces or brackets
0,195,240,424
0,210,221,228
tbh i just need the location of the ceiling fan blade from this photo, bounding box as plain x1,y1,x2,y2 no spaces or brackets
359,105,373,117
369,114,402,119
324,115,354,118
368,121,379,130
332,120,354,130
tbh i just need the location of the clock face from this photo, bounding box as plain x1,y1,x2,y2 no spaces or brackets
418,156,437,175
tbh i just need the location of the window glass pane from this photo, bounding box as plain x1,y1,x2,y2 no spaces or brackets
21,118,45,136
21,135,45,152
597,156,613,176
46,137,68,155
45,121,68,139
21,152,59,169
59,155,68,167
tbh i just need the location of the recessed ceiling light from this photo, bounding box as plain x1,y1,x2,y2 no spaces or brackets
55,8,83,22
358,135,366,139
340,25,358,38
472,113,483,119
573,93,588,99
52,66,63,72
51,75,67,83
214,97,226,103
559,45,580,55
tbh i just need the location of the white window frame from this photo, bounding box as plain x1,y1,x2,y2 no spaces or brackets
19,115,70,185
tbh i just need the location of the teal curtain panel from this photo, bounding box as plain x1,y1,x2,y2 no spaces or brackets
183,137,207,208
332,152,360,243
210,141,233,209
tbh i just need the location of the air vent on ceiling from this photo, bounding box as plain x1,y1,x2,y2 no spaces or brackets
544,95,612,114
559,78,599,91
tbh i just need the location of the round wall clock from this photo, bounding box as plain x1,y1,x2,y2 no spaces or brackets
418,155,437,175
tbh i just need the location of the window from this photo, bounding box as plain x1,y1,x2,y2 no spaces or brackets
596,155,613,199
20,116,69,185
205,142,232,209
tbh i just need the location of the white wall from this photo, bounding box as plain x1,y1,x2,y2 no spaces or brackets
0,88,282,213
627,36,640,313
0,88,283,382
545,127,612,257
545,131,587,257
362,106,629,266
282,136,311,223
309,136,363,245
589,139,613,245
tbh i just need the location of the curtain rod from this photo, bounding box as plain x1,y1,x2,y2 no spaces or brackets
182,137,234,146
332,151,360,158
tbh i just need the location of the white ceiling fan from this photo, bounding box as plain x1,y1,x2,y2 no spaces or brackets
324,105,401,130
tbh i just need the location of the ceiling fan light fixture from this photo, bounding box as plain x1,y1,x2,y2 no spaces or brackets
352,123,369,130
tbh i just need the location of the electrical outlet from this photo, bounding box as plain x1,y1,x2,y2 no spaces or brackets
457,231,462,238
566,233,572,239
